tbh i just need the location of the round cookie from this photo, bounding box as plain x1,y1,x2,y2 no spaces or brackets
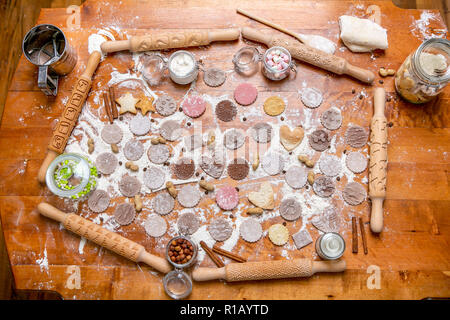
208,217,233,242
147,143,170,164
227,158,249,180
182,95,206,118
320,107,342,130
285,165,307,189
346,152,367,173
143,166,165,190
155,94,177,117
309,129,330,152
215,100,237,122
88,189,110,213
262,152,285,176
250,123,273,143
114,203,136,226
173,158,195,180
313,176,335,197
129,113,151,136
144,214,167,237
124,139,144,161
101,124,123,144
152,192,175,215
343,182,367,205
280,198,302,221
215,185,239,211
239,218,263,243
268,224,289,246
204,67,226,87
312,206,340,233
177,185,201,208
301,87,323,108
223,129,245,150
263,96,285,116
319,154,342,177
160,120,182,141
119,175,141,197
95,152,118,175
177,212,200,235
345,125,368,148
234,83,257,106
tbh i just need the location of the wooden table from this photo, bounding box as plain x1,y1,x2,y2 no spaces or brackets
1,0,449,300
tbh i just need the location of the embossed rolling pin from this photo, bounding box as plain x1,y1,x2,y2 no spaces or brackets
192,259,346,282
241,27,375,84
100,29,240,53
37,51,102,183
369,88,388,233
37,203,172,274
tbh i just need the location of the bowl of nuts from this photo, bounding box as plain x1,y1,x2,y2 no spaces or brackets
166,236,197,268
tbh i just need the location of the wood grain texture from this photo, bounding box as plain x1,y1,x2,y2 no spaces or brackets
0,0,449,300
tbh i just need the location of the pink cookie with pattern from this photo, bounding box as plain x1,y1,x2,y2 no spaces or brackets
215,185,239,211
182,95,206,118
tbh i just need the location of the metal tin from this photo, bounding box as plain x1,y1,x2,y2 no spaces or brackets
315,232,346,260
22,24,77,96
262,46,296,81
232,46,260,76
168,50,199,85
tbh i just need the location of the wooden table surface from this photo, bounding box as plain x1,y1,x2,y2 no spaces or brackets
1,0,449,300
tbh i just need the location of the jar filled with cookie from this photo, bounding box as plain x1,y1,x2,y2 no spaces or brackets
395,38,450,104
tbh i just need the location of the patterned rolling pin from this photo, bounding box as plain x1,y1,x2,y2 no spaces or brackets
241,27,375,84
37,203,172,274
37,51,101,183
192,259,346,282
369,88,388,233
100,29,240,53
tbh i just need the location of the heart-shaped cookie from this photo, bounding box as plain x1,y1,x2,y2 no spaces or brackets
200,155,225,179
280,125,304,151
248,182,274,210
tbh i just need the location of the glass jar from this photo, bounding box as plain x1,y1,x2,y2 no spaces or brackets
139,53,167,86
168,50,199,85
262,46,296,81
232,46,260,76
315,232,345,260
45,153,97,199
395,38,450,104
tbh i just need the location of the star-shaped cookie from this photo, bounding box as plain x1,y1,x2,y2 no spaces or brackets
116,92,140,115
136,95,155,115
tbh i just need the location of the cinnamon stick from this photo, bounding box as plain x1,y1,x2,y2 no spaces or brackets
352,217,358,253
103,92,113,124
212,244,246,263
109,86,118,119
359,217,368,255
200,241,224,267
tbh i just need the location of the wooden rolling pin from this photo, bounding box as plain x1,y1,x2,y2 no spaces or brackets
369,88,388,233
192,259,346,282
241,27,375,84
37,51,102,183
100,29,240,53
37,203,172,274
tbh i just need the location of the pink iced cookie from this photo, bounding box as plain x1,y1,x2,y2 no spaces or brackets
215,185,239,211
182,95,206,118
234,83,257,106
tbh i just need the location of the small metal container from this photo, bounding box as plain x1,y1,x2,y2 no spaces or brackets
232,46,261,76
22,24,77,96
168,50,199,85
163,235,197,300
315,232,346,260
262,46,296,81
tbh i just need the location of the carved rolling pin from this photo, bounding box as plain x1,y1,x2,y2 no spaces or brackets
100,29,240,53
37,203,172,274
369,88,388,233
192,259,346,282
241,27,375,84
37,51,102,183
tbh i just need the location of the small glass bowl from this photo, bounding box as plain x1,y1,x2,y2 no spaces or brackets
232,46,260,76
139,53,167,86
165,235,198,269
168,50,199,85
163,269,193,300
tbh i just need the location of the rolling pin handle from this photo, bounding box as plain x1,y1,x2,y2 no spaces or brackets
100,40,130,53
138,251,172,274
312,260,346,274
344,63,375,84
37,150,58,184
241,27,271,45
208,28,240,42
370,198,384,233
192,266,226,282
373,87,386,115
37,202,68,223
83,51,102,78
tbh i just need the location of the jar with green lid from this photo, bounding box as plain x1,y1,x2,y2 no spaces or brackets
395,38,450,104
45,153,98,199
